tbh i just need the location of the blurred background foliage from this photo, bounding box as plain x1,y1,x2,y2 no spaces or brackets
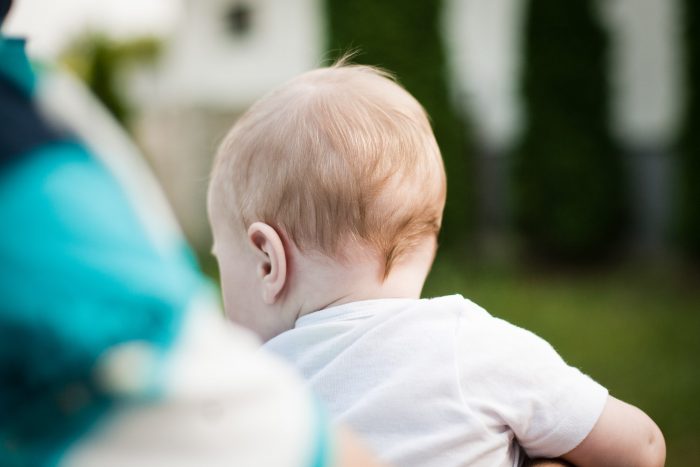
679,0,700,259
514,0,627,261
55,1,700,266
61,34,162,125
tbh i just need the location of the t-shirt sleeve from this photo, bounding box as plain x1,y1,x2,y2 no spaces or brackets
457,311,608,459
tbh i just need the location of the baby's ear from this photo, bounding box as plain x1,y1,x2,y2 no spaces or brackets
247,222,288,304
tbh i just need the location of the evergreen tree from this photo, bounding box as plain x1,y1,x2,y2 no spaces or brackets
679,0,700,258
513,0,626,260
325,0,472,244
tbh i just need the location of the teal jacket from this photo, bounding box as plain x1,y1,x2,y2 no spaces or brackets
0,36,202,467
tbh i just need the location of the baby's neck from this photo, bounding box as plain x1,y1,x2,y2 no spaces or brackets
289,240,436,321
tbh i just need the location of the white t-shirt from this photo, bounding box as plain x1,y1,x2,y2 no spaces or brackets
265,294,608,467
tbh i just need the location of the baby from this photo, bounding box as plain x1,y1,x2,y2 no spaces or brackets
207,61,665,467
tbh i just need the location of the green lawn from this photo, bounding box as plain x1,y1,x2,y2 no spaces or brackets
424,252,700,465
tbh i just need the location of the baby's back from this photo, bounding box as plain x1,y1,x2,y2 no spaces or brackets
265,295,606,467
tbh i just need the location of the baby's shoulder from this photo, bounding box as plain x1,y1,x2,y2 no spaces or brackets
423,294,512,332
429,294,560,359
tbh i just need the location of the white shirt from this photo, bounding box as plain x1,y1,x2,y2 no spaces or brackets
266,295,608,467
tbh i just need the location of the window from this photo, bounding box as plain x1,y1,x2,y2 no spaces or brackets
225,3,253,37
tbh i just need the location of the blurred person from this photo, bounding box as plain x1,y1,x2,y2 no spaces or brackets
208,61,666,467
0,2,382,466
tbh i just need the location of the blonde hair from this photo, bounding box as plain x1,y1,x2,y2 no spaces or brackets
209,60,446,276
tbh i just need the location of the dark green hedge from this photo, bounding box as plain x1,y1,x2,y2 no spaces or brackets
513,0,626,260
325,0,472,245
679,0,700,258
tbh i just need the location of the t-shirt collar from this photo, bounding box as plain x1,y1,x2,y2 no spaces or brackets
294,297,422,328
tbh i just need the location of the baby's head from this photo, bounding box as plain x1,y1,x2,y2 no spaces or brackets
208,61,446,340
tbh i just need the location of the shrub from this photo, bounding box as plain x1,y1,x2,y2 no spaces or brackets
678,0,700,258
61,35,161,125
513,0,626,261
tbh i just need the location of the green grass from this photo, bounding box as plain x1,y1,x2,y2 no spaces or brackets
423,252,700,465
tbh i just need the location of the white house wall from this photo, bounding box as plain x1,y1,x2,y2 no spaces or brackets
442,0,526,152
602,0,683,148
160,0,325,110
